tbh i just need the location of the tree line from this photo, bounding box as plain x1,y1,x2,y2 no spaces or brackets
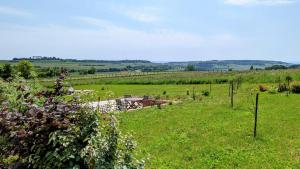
0,61,99,80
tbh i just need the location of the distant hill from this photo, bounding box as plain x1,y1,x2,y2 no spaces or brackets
12,57,151,64
289,64,300,69
2,58,293,72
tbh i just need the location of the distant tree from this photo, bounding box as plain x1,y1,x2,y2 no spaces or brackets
37,68,54,78
186,64,195,71
48,67,60,77
126,65,133,71
265,65,288,70
13,56,61,61
79,69,88,75
0,64,13,80
228,68,233,72
16,60,35,79
250,65,254,70
43,67,60,78
87,67,96,74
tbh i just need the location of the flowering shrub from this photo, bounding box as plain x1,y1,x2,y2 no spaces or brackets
0,73,144,169
259,85,267,92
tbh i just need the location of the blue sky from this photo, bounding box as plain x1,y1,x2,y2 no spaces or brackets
0,0,299,62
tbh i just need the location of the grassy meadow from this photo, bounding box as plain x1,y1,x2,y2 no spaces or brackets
74,81,300,168
38,69,300,87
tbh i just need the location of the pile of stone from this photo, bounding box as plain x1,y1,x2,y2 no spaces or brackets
87,95,167,113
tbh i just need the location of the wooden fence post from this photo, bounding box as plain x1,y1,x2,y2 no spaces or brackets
97,96,101,113
287,79,290,96
231,82,234,108
192,87,195,100
228,83,231,97
254,93,259,138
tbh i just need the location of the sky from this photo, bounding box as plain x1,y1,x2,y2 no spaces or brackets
0,0,299,62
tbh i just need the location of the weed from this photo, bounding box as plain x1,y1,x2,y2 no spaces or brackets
202,90,210,96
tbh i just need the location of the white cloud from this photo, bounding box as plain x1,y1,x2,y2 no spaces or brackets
72,16,208,48
124,9,161,23
0,5,33,17
224,0,294,6
111,6,162,23
73,16,122,30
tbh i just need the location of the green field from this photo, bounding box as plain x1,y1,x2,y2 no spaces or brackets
75,83,300,168
38,69,300,87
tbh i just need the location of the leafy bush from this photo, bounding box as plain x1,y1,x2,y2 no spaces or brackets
16,60,36,79
292,84,300,93
259,85,268,92
268,86,278,94
278,83,288,93
87,67,96,74
186,64,195,71
0,73,144,169
201,90,210,96
0,64,14,81
38,67,60,78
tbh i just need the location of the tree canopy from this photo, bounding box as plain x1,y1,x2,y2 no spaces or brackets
16,60,35,79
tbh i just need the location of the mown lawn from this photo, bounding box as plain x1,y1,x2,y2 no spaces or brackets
76,84,300,168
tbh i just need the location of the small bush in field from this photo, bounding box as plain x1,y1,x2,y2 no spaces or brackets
292,84,300,93
201,90,210,96
186,90,190,95
259,85,268,92
101,86,105,90
278,83,288,92
163,91,167,95
268,86,278,94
